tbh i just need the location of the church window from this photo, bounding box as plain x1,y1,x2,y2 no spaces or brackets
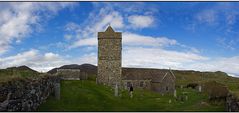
166,86,168,91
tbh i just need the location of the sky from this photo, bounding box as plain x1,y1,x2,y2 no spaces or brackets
0,2,239,77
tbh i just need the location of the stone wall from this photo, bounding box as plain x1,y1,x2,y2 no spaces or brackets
122,80,151,90
225,94,239,111
151,73,175,94
202,81,229,100
56,69,88,80
0,74,60,111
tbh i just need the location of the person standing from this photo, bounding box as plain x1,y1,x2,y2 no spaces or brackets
129,84,134,98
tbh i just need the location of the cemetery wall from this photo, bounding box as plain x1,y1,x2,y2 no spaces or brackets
225,94,239,111
0,74,60,111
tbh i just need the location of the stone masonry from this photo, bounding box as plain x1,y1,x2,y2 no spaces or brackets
0,74,60,111
97,26,122,87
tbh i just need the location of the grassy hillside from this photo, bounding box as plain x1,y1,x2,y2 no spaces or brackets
174,70,239,96
38,80,224,111
0,66,40,82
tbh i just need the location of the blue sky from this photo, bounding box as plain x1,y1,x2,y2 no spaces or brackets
0,2,239,77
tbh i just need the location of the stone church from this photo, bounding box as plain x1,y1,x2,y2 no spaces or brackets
97,26,176,94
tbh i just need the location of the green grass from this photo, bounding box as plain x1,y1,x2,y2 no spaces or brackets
38,80,224,111
0,69,40,83
174,70,239,96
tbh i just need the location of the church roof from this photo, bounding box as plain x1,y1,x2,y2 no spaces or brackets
122,68,175,82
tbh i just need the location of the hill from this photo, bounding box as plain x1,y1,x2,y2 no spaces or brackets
173,70,239,95
0,65,40,82
48,64,97,75
6,65,39,73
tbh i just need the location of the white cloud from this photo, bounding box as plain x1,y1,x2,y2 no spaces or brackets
186,56,239,75
44,52,60,60
66,7,125,49
123,32,177,47
64,34,73,40
0,2,74,54
68,32,178,48
0,49,64,72
128,15,154,29
194,3,239,30
72,53,97,65
228,73,239,78
216,37,237,50
0,49,97,72
122,47,208,69
65,22,80,32
68,31,199,55
64,4,158,49
94,11,124,31
122,46,239,76
0,49,39,68
70,38,97,48
196,10,217,25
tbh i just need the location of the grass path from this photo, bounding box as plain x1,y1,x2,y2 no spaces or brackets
38,80,224,111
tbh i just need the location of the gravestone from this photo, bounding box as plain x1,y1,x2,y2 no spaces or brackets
114,83,118,97
54,82,60,100
198,85,202,92
174,90,177,98
180,85,183,89
185,95,188,101
169,99,172,104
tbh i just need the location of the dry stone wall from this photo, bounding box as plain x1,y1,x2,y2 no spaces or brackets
225,94,239,111
0,74,60,111
56,69,88,80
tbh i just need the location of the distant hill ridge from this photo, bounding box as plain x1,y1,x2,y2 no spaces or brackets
47,64,97,75
47,63,230,76
6,65,39,73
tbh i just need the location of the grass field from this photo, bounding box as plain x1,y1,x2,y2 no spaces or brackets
174,71,239,97
38,80,225,111
0,68,40,83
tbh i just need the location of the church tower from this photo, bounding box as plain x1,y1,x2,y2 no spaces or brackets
97,26,122,87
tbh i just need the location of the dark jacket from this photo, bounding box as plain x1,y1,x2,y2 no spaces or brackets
130,86,133,91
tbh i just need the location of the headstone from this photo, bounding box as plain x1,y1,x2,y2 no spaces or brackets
198,85,202,92
174,90,177,98
54,82,60,100
185,95,188,101
169,99,172,104
114,83,118,97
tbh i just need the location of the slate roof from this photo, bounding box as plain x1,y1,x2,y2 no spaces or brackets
122,68,175,83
